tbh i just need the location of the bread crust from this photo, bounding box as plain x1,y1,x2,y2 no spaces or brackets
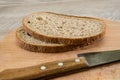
16,28,77,53
22,12,106,45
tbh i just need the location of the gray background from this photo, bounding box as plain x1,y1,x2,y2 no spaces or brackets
0,0,120,40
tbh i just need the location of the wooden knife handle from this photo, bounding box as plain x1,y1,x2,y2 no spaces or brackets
0,57,89,80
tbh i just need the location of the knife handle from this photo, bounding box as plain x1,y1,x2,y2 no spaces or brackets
0,57,89,80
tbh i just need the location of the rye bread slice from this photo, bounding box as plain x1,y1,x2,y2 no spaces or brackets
22,12,106,45
16,28,76,53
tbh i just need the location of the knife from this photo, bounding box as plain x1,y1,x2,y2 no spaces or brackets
0,50,120,80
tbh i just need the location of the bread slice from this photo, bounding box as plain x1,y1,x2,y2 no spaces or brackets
16,28,76,53
22,12,106,45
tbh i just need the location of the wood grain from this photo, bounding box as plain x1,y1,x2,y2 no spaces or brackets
0,20,120,80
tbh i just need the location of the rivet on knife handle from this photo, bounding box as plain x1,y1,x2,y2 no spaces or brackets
0,57,89,80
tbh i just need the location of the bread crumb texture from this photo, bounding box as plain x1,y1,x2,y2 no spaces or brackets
18,29,64,46
24,12,105,38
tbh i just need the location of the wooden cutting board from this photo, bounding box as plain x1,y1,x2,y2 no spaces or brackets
0,19,120,80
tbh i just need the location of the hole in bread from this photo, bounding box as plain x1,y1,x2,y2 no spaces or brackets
22,31,25,34
36,27,39,29
81,27,84,30
70,32,73,35
57,26,63,29
36,17,47,25
83,24,85,26
27,21,30,23
37,17,43,21
27,33,31,37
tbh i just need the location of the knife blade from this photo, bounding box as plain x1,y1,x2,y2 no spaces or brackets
0,50,120,80
77,50,120,67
